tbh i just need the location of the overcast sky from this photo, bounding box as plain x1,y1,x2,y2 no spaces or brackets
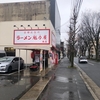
56,0,100,41
0,0,100,41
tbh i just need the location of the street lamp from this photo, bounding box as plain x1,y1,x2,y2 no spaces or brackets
35,24,39,29
28,25,32,29
21,25,26,29
13,25,19,29
43,24,46,29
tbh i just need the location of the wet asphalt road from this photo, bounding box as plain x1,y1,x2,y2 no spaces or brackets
75,57,100,87
0,69,40,100
38,57,94,100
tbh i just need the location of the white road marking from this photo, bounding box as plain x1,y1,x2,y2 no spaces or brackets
79,72,99,100
75,63,99,100
0,69,24,76
88,63,94,66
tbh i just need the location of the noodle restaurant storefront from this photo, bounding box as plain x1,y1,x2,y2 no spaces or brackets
0,20,56,71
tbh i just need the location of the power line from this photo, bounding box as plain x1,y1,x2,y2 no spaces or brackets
55,20,70,29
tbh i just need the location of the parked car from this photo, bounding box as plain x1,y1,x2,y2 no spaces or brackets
78,56,88,63
0,56,24,73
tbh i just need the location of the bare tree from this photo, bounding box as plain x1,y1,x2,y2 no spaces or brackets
78,24,93,58
67,0,83,67
78,11,100,60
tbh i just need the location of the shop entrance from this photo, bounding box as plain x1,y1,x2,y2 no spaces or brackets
31,50,49,69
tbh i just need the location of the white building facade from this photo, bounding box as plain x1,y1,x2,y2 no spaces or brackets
0,20,56,64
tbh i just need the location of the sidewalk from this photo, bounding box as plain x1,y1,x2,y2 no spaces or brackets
19,57,94,100
19,64,54,100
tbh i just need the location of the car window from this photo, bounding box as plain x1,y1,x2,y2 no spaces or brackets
20,57,23,60
13,57,19,61
13,57,23,61
80,56,87,59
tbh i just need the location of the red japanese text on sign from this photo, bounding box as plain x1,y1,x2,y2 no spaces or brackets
14,30,50,44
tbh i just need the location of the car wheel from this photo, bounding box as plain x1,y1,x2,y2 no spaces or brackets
8,66,12,73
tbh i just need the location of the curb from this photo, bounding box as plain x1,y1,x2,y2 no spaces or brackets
19,66,54,100
19,77,51,100
75,63,100,100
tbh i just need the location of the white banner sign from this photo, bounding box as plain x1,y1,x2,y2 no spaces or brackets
14,29,50,44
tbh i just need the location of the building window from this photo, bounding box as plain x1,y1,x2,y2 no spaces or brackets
90,51,94,53
4,47,15,56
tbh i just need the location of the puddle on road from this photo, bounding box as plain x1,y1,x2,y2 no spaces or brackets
37,73,77,100
55,76,69,83
55,76,74,83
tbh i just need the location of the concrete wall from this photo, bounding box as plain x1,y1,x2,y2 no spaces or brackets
0,1,50,21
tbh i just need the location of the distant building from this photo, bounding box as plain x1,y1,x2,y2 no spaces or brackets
90,39,100,59
60,41,64,57
90,46,95,58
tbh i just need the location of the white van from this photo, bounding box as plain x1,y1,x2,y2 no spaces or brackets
0,50,6,58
